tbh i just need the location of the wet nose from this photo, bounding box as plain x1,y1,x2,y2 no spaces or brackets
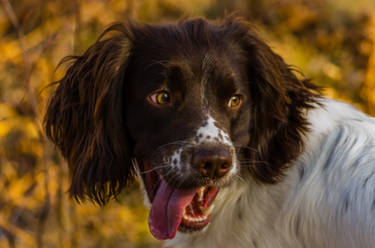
193,147,232,179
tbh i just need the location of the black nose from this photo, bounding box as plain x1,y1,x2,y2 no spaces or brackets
193,147,232,179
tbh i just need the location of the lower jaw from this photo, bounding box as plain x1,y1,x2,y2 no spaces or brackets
178,219,210,233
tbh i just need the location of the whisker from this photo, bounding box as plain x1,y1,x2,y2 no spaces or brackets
239,159,270,167
240,162,270,166
233,174,246,183
150,140,194,161
160,166,177,180
234,145,258,152
140,163,171,174
239,160,269,163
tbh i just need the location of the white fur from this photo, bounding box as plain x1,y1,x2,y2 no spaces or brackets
195,115,232,146
169,114,237,175
163,98,375,248
170,148,183,169
194,115,237,175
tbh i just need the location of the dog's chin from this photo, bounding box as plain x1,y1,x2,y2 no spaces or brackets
139,160,232,239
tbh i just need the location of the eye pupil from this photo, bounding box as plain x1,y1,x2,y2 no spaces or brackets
156,92,170,104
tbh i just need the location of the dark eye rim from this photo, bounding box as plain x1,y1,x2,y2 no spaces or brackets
147,90,173,107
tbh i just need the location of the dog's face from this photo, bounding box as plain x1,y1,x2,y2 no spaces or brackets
125,43,251,238
45,16,319,240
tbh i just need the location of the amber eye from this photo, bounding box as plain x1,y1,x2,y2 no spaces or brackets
149,91,171,105
227,95,242,108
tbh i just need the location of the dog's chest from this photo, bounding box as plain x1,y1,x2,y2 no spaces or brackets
163,180,291,248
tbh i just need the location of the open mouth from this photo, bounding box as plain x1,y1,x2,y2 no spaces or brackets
180,186,218,230
140,161,219,240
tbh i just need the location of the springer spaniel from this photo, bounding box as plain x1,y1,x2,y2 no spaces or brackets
44,16,375,248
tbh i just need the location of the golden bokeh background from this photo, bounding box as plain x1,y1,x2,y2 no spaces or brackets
0,0,374,247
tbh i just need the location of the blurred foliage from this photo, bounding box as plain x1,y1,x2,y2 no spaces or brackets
0,0,374,247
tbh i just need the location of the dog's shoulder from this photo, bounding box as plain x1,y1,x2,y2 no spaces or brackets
283,97,375,247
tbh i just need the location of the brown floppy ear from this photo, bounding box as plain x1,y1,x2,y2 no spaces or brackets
224,17,321,183
45,23,135,205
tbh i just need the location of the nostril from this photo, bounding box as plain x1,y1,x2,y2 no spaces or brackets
216,161,231,177
193,148,233,179
200,161,213,169
221,162,230,169
199,161,213,177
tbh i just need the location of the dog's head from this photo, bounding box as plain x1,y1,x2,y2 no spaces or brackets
44,16,319,240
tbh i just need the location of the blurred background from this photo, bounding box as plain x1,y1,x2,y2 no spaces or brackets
0,0,374,247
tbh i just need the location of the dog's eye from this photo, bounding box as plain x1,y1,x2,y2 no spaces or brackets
227,95,242,108
149,91,171,106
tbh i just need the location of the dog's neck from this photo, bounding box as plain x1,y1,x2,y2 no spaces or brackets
164,98,371,248
164,170,296,248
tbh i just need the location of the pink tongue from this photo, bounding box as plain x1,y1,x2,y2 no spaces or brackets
148,180,197,240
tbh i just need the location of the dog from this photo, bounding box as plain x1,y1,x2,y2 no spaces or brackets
44,16,375,248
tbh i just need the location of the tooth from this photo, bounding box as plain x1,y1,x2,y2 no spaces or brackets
183,213,210,222
198,187,205,202
202,204,215,215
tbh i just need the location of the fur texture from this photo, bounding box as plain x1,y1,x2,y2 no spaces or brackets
166,99,375,248
44,16,375,247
